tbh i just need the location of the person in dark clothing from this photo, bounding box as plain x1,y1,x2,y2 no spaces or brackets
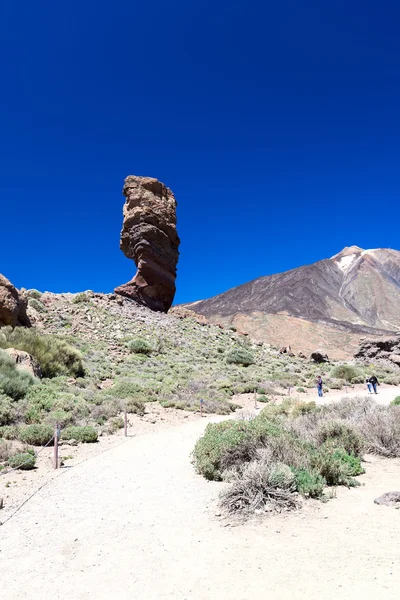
369,375,379,394
316,375,323,398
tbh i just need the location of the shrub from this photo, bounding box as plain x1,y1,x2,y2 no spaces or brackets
330,364,360,383
62,426,98,443
0,394,16,426
293,468,325,498
0,439,13,462
312,445,363,486
0,328,84,378
0,425,19,440
292,401,318,417
220,459,299,514
226,348,255,366
72,292,90,303
19,424,54,446
0,350,34,400
317,421,365,457
128,339,153,355
391,396,400,406
257,395,269,403
28,298,47,313
26,289,42,299
8,451,36,470
296,387,306,393
359,405,400,457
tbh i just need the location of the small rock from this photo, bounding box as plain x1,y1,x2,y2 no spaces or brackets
374,492,400,507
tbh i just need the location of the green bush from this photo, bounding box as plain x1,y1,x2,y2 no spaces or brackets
296,387,306,393
19,424,54,446
0,425,19,440
0,328,84,378
226,348,255,366
0,350,34,400
26,289,42,299
293,468,325,498
62,425,98,443
318,421,365,457
128,339,153,355
312,445,364,486
72,292,90,303
330,364,360,383
8,451,36,471
28,298,47,313
257,395,269,403
391,396,400,406
0,394,16,426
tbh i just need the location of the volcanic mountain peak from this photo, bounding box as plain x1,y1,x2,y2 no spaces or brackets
184,246,400,357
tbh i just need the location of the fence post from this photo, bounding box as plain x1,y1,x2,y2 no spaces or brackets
254,389,257,410
200,399,204,417
124,409,128,437
54,423,59,470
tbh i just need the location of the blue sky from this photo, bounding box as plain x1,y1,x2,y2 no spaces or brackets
1,1,399,304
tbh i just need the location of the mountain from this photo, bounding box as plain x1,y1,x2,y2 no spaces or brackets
183,246,400,358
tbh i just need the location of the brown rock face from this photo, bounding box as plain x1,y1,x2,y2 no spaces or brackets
115,176,180,312
4,348,42,378
0,275,30,327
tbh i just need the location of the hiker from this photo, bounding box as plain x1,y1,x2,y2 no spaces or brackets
369,375,379,394
316,375,323,398
366,377,372,394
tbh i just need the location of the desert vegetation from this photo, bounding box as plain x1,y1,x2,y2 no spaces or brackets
193,396,400,515
0,292,399,472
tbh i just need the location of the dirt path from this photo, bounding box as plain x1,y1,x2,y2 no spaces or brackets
1,397,400,599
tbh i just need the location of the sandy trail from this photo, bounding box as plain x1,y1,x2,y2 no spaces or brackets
1,392,400,600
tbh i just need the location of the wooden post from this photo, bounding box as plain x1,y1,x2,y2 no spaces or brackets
254,389,257,410
54,423,59,470
288,386,291,397
124,409,128,437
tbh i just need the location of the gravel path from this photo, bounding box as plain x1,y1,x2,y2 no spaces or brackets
1,400,400,599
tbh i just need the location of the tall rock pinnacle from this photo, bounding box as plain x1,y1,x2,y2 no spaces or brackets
114,176,180,312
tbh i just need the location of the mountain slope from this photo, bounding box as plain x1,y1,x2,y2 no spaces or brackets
184,246,400,357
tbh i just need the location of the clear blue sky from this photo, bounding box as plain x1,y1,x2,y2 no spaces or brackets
1,1,399,304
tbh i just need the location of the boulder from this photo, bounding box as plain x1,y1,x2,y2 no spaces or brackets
4,348,42,378
0,275,30,327
310,350,329,363
374,492,400,507
298,352,307,359
115,176,180,312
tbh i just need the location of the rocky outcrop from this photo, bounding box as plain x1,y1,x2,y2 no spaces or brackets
115,176,180,312
4,348,42,378
168,306,208,325
355,335,400,366
0,275,30,327
310,350,329,363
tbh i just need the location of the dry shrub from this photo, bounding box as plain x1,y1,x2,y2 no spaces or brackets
220,459,299,514
0,439,13,462
358,405,400,457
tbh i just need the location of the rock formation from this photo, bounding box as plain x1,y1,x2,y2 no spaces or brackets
115,176,180,312
4,348,42,378
0,274,30,327
355,335,400,367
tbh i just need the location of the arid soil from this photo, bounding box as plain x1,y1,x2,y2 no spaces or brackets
1,390,400,600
